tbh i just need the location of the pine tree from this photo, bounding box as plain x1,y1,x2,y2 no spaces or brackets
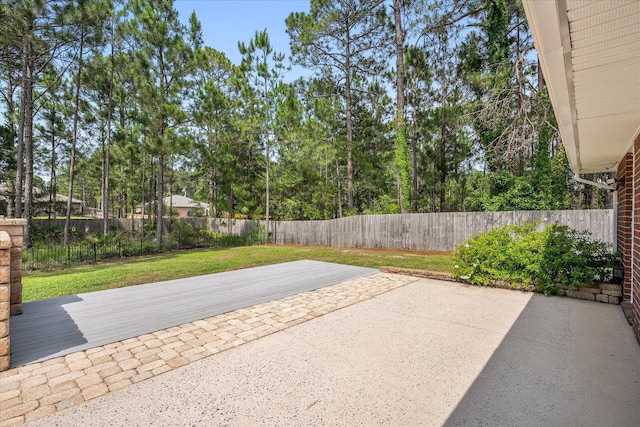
192,47,236,219
393,0,410,213
239,29,285,240
64,0,113,245
287,0,390,212
125,0,197,244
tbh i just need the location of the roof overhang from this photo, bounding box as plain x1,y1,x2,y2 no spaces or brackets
523,0,640,174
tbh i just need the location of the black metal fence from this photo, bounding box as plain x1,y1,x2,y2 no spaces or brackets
22,232,260,271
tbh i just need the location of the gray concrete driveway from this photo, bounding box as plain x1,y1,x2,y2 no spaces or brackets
27,277,640,426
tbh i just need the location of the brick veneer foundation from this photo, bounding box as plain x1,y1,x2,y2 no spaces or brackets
0,218,26,371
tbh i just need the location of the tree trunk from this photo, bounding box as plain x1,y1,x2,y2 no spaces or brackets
168,159,173,217
49,110,56,221
23,58,34,248
228,183,233,234
394,0,408,213
18,22,35,247
208,164,217,218
439,91,447,212
345,35,354,211
336,156,342,218
264,64,270,243
440,127,447,212
537,57,544,92
120,192,126,219
15,23,32,219
585,173,596,209
156,153,164,244
130,187,135,225
438,31,448,213
101,134,106,220
64,32,85,246
6,67,17,218
150,157,155,230
103,35,114,235
141,153,146,238
411,109,419,212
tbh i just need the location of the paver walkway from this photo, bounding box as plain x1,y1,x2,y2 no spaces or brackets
0,271,416,426
10,260,378,366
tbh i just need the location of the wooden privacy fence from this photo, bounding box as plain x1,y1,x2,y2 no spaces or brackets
209,209,614,252
34,209,614,252
32,218,208,235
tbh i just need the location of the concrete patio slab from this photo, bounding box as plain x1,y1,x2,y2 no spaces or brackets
19,277,640,426
0,271,414,426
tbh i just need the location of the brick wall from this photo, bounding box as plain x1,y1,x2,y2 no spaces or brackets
616,133,640,343
633,135,640,341
618,153,633,301
0,219,26,371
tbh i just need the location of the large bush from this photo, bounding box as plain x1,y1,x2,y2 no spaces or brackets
452,221,617,295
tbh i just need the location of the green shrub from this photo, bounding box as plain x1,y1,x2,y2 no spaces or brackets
247,226,266,245
363,195,401,215
452,221,617,295
538,225,616,292
142,241,160,255
172,221,198,247
31,225,64,243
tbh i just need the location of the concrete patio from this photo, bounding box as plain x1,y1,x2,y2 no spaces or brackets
1,265,639,426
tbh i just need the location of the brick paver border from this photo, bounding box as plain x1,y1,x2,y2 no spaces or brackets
0,273,417,426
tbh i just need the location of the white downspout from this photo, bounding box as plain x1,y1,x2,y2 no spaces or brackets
573,173,616,191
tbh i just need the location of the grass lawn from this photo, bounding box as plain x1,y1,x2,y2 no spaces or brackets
22,245,453,302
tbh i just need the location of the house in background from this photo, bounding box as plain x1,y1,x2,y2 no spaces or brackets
0,184,84,217
33,191,84,217
162,195,209,218
523,0,640,340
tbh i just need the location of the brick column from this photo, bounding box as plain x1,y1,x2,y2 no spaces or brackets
0,219,26,371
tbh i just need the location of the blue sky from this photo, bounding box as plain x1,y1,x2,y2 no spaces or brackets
174,0,310,80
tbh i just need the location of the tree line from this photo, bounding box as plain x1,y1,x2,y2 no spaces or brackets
0,0,612,247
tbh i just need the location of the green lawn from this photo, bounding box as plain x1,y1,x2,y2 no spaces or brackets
22,245,453,302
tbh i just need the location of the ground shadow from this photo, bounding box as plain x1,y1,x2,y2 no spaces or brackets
443,294,640,426
10,295,86,367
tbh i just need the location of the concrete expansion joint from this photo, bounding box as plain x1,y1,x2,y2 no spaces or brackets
0,272,415,426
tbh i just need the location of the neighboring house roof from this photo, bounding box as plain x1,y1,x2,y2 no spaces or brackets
0,184,83,205
40,193,84,205
162,195,208,210
523,0,640,174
